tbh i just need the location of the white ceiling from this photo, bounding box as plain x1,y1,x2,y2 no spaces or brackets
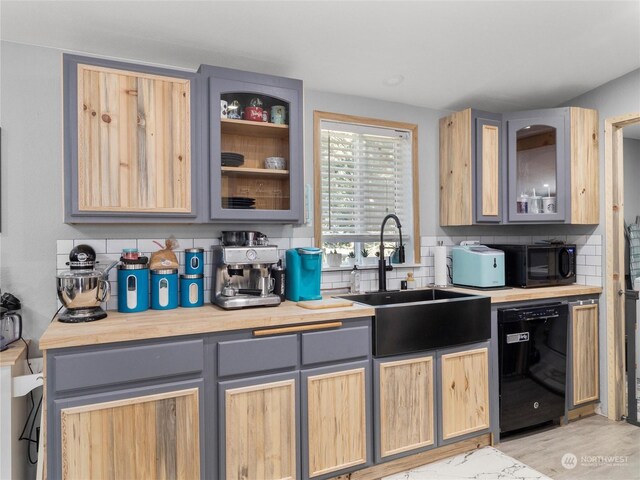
2,1,639,134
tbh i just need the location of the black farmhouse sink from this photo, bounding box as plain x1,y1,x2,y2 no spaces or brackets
338,289,491,357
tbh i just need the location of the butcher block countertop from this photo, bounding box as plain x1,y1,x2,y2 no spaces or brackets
0,341,27,367
447,284,602,303
40,285,601,350
39,298,375,350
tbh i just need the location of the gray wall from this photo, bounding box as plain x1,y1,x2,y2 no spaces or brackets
560,68,640,417
0,40,450,350
624,138,640,225
2,37,639,420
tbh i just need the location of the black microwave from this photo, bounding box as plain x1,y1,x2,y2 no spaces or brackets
488,244,576,288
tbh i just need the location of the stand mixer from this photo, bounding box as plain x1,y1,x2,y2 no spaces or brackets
212,245,281,309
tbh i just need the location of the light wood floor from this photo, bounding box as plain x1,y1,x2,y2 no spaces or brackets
498,415,640,479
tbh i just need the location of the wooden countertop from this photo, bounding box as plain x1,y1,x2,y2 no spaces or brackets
39,299,375,350
447,284,602,303
39,284,601,351
0,341,27,367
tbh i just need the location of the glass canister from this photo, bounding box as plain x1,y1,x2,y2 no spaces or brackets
180,274,204,308
151,269,178,310
185,248,204,275
117,264,149,313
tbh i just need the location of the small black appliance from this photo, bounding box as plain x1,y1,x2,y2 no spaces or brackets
489,243,576,288
498,302,568,435
1,292,22,351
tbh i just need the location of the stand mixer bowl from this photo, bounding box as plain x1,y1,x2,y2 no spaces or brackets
56,269,111,310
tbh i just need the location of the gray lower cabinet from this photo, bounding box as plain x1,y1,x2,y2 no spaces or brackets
437,342,491,445
46,337,208,479
301,360,372,479
373,343,491,463
218,372,300,480
373,352,436,463
568,299,599,409
215,318,372,480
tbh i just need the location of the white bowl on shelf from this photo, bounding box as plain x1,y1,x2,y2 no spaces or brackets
264,157,286,170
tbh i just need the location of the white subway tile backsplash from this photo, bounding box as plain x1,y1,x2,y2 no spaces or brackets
174,238,194,251
56,239,74,254
578,245,596,256
106,239,137,254
577,264,596,276
73,239,106,254
585,256,600,266
57,254,69,269
137,239,165,253
55,232,604,304
270,237,291,250
194,238,219,249
291,237,313,248
421,236,437,247
585,276,602,286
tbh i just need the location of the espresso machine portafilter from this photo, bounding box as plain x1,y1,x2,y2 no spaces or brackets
212,245,281,309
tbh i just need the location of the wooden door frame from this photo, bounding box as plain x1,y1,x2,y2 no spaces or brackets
604,112,640,420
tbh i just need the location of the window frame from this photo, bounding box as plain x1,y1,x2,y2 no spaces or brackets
313,110,420,266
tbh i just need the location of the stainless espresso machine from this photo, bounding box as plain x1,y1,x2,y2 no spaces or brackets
212,245,281,309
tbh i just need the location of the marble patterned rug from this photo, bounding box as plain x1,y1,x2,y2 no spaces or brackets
383,446,551,480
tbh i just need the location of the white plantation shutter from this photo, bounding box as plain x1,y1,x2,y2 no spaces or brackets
320,120,413,243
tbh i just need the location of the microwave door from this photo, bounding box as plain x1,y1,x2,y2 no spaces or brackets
528,248,553,283
558,247,574,279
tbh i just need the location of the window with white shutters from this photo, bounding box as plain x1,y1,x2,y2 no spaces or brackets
314,112,419,266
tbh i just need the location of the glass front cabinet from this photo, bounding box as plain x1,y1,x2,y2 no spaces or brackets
504,111,567,222
439,106,598,226
200,65,304,223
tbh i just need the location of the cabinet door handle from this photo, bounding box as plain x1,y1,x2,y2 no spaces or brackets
253,321,343,336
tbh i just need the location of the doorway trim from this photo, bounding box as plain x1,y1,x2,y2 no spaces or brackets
604,112,640,420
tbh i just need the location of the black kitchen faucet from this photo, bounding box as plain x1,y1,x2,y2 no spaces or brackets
378,214,405,291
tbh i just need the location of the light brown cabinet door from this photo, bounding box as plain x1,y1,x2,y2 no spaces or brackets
379,356,434,458
569,107,599,224
480,123,500,217
224,379,297,480
440,347,490,440
306,367,367,477
77,64,191,213
572,303,599,405
60,388,200,480
439,109,473,226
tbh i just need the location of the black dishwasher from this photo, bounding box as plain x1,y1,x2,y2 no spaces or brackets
498,303,568,435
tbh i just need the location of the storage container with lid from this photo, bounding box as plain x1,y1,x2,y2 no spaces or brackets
151,269,178,310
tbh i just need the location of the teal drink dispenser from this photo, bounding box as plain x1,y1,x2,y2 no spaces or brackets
285,247,322,301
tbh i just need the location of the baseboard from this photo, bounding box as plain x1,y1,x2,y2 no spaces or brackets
330,433,492,480
566,403,598,422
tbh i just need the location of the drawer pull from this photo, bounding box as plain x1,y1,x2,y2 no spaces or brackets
253,322,343,337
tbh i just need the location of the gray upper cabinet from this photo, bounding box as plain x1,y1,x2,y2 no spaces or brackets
63,54,202,223
504,107,599,225
504,109,568,223
440,109,502,225
439,106,598,226
200,65,304,223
